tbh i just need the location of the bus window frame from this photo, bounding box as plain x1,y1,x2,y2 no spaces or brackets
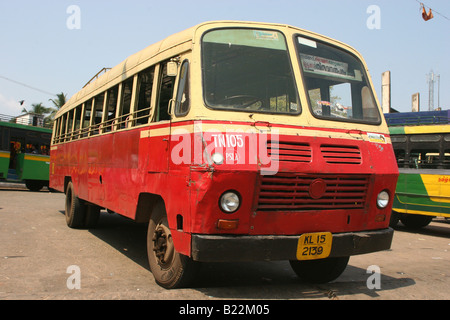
91,93,106,136
200,27,301,116
174,59,190,117
52,118,60,144
103,85,120,133
81,100,93,138
73,105,82,139
117,76,136,130
154,61,176,123
68,108,75,141
135,66,156,126
293,34,382,126
393,132,449,170
61,113,68,142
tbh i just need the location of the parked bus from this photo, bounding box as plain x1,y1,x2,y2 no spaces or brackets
0,116,51,191
385,111,450,229
50,21,398,288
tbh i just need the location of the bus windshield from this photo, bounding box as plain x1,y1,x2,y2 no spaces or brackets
202,28,300,114
296,36,381,124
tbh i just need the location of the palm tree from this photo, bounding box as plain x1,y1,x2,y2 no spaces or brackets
49,92,67,110
45,92,68,127
20,103,52,127
21,103,52,115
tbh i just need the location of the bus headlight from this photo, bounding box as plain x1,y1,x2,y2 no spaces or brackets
220,191,240,213
211,153,224,165
377,190,390,209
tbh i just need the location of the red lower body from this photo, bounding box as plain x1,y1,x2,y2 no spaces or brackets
50,124,398,259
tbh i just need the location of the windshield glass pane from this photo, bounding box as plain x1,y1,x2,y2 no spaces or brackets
296,36,381,124
202,29,300,114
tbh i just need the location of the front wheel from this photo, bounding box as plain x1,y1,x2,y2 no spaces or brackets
289,256,349,284
147,202,199,289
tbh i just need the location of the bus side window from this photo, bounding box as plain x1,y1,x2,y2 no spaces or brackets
59,117,65,142
66,109,74,141
60,114,67,141
175,60,190,117
73,105,82,139
155,62,175,122
119,78,134,129
104,86,119,132
53,118,60,143
445,149,450,169
92,93,105,135
82,100,93,137
136,66,155,125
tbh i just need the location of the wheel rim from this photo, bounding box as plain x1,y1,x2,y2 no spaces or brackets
152,222,175,268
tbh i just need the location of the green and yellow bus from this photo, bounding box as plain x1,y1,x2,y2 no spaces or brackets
386,111,450,228
0,117,51,191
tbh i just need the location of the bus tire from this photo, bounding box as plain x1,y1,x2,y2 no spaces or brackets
289,256,349,284
84,205,100,229
400,214,433,229
25,180,44,192
389,211,400,227
147,202,199,289
65,182,86,229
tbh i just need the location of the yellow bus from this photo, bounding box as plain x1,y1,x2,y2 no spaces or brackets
51,21,398,288
385,114,450,228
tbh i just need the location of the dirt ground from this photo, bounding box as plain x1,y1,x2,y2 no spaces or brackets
0,186,449,301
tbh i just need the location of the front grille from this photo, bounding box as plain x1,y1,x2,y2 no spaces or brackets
268,141,311,163
320,145,362,165
257,174,369,211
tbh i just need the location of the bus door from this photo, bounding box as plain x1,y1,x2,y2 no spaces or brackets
9,137,24,171
0,126,10,179
147,61,176,173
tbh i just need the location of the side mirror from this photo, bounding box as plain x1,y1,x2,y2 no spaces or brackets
167,61,178,77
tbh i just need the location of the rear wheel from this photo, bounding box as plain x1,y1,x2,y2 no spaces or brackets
400,214,433,229
147,202,199,289
25,180,44,192
65,182,86,229
84,205,100,229
289,256,349,284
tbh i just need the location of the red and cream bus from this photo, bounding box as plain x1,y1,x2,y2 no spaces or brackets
50,21,398,289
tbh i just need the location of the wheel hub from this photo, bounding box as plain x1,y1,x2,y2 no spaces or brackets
152,224,174,266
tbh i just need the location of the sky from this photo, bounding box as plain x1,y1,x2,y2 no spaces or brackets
0,0,449,116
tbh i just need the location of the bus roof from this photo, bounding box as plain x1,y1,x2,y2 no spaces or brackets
385,110,450,127
389,123,450,135
57,20,353,118
0,119,52,133
59,23,196,117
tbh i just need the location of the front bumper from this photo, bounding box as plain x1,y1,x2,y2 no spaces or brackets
191,228,394,262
